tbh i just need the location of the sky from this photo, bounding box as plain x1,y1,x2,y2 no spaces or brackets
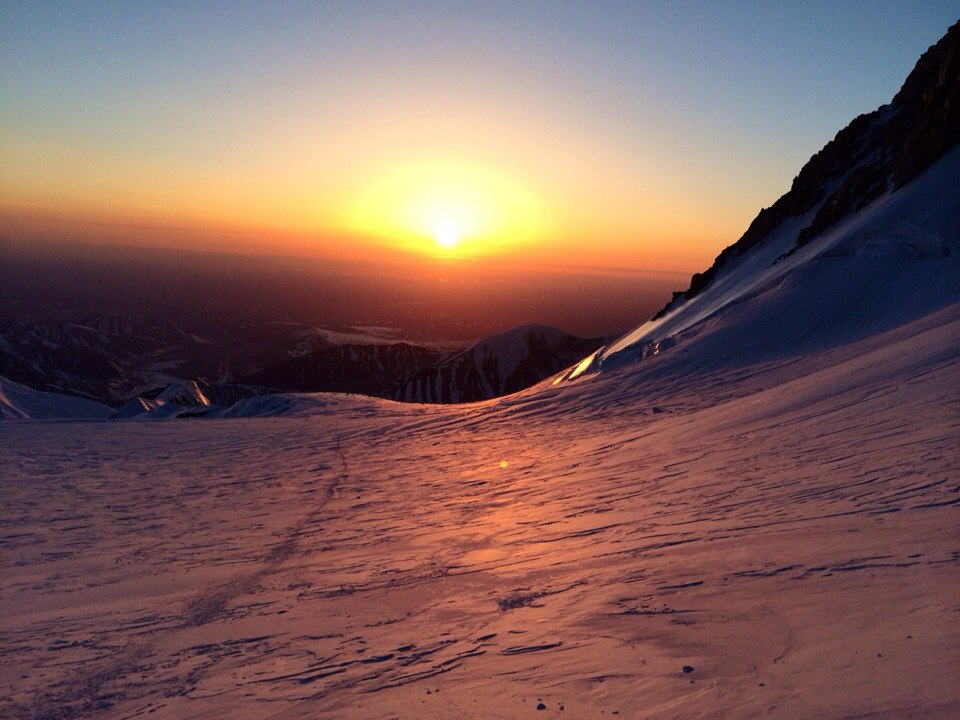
1,1,957,273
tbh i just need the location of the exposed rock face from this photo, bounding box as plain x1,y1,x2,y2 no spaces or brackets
111,379,212,419
656,20,959,318
241,325,605,404
239,341,443,396
0,314,204,402
394,325,603,403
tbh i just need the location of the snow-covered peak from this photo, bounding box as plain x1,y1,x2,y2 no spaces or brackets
155,379,210,407
469,324,571,374
561,145,960,382
395,324,601,403
559,23,960,383
109,380,212,419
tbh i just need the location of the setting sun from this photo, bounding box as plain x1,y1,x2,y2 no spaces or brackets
434,220,461,249
340,162,546,259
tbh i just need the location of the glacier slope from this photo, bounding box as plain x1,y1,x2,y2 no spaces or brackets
1,302,957,719
563,146,960,381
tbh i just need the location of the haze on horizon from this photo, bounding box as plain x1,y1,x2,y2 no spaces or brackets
1,1,956,275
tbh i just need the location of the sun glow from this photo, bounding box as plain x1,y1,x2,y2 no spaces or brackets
340,163,546,258
434,220,461,249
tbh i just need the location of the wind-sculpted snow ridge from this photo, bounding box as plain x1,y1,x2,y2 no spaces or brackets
2,305,958,718
652,21,959,319
560,143,960,381
0,375,112,420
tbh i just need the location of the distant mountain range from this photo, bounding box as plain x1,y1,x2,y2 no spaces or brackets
0,315,205,402
0,313,605,415
394,325,602,403
239,340,444,397
3,22,957,421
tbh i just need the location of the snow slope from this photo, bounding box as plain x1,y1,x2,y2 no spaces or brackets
0,375,112,420
1,303,957,719
560,145,960,382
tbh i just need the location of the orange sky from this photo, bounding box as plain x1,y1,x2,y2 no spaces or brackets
0,129,741,274
2,4,954,276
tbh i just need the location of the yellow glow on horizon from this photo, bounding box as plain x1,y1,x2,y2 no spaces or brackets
339,163,547,258
434,219,461,249
0,132,737,273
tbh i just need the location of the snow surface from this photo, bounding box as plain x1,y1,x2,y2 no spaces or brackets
563,146,960,380
1,147,958,719
0,375,112,420
2,303,957,718
468,324,571,378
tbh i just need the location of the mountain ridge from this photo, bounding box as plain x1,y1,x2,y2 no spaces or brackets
655,20,959,319
394,325,603,403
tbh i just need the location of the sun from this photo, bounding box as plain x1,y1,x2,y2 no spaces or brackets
434,220,461,249
341,162,547,259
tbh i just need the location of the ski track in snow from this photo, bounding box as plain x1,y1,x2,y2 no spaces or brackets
1,307,958,719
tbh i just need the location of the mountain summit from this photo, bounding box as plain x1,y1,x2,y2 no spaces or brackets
664,20,959,314
559,20,960,382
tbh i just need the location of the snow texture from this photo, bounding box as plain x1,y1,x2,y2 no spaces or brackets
563,146,960,380
0,375,112,420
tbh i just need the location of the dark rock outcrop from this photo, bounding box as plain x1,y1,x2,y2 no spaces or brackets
0,314,205,403
655,20,960,319
239,341,443,396
394,325,603,403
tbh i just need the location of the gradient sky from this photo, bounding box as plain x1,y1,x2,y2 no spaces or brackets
1,1,956,272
